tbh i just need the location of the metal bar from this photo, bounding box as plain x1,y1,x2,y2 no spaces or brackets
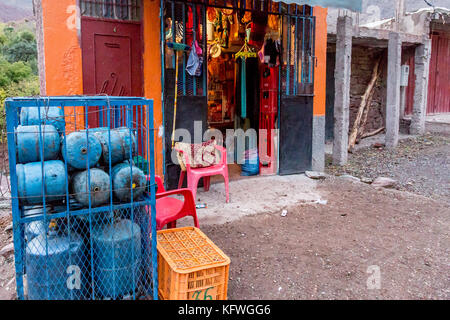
294,14,298,95
193,3,197,96
5,100,24,300
301,15,306,85
182,3,187,96
202,3,207,96
160,0,167,177
84,102,97,299
286,10,291,95
147,100,159,300
35,98,50,299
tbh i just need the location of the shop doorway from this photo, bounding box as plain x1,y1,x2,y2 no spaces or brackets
162,0,316,188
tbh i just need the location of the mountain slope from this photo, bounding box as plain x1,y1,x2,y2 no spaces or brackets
0,1,33,23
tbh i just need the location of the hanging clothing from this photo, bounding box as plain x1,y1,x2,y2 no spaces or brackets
186,41,203,77
263,38,280,67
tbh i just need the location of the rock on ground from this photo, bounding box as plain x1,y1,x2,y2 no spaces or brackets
0,243,13,257
372,177,397,189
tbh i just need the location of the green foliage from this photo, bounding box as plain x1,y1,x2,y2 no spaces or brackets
2,30,37,63
0,23,39,131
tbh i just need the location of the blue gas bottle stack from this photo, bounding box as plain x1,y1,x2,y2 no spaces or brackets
9,100,153,300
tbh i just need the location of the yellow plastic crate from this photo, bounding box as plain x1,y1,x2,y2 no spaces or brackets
157,227,230,300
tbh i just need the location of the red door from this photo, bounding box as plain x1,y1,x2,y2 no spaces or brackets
81,18,143,127
427,33,450,114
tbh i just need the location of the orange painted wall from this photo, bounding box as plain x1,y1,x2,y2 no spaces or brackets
143,0,164,176
313,6,328,116
41,0,85,131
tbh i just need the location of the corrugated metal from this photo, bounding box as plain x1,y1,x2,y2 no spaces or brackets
427,32,450,114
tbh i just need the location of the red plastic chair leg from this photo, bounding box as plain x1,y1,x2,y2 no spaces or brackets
224,173,230,203
188,176,200,203
178,170,186,189
191,213,200,228
167,221,177,229
203,176,211,191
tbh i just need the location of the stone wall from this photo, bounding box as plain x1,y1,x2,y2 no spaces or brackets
349,46,387,134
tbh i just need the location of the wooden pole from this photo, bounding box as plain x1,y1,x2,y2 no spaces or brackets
348,56,382,151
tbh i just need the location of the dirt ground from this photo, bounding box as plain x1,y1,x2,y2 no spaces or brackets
204,177,450,300
327,132,450,202
0,127,449,300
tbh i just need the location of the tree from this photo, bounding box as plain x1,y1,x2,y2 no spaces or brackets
2,30,37,63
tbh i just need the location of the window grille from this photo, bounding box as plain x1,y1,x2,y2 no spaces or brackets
80,0,142,21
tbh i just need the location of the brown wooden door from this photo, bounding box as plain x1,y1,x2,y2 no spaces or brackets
81,18,143,127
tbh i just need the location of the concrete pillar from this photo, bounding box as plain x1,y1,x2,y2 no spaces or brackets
33,0,46,94
312,115,325,172
385,32,402,149
410,40,431,135
332,16,353,166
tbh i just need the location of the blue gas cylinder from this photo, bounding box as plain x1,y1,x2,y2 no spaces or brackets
16,125,60,164
111,162,146,202
93,127,137,165
23,207,51,241
16,160,67,206
92,219,141,298
71,168,110,207
20,106,65,133
26,231,88,300
63,131,102,169
26,221,47,241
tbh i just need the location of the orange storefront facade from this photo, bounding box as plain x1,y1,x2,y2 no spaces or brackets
35,0,328,179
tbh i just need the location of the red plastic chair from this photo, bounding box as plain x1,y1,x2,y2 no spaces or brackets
148,175,199,230
177,145,230,203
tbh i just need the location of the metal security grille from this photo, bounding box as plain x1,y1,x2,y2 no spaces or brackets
163,0,208,97
281,5,315,95
162,0,315,97
80,0,142,21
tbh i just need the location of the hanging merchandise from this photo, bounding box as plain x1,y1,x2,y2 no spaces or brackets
209,42,222,58
229,13,240,45
167,42,191,149
222,1,234,16
186,41,203,77
263,37,281,67
207,7,217,22
235,24,257,119
258,44,265,64
241,59,247,118
268,13,279,31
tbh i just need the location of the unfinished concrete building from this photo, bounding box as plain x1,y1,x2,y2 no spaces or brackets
326,2,450,165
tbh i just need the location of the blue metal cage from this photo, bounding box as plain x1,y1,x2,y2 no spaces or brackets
5,96,158,300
